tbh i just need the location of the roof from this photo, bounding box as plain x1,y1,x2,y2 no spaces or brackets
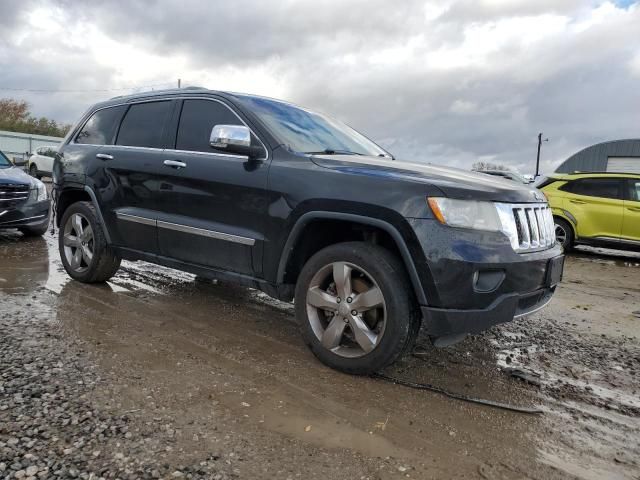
549,172,640,180
555,139,640,173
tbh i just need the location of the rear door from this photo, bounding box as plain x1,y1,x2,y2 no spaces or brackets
156,97,270,275
559,177,625,240
622,178,640,242
90,100,175,253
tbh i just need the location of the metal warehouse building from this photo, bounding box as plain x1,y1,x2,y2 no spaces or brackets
555,139,640,174
0,130,64,164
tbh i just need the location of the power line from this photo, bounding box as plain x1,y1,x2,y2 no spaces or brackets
0,82,177,94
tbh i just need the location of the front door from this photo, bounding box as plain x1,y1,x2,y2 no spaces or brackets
622,178,640,242
561,177,625,240
156,98,270,276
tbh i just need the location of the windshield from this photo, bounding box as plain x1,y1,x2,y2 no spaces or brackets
0,150,11,168
235,95,391,158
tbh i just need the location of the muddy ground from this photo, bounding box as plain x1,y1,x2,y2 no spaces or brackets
1,228,639,479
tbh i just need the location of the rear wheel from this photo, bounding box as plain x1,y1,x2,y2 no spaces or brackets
59,201,121,283
554,217,574,251
29,163,41,180
295,242,419,375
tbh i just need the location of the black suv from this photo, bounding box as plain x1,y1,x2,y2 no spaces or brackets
53,89,564,374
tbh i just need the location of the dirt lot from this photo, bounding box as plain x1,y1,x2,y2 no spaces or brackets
1,229,639,479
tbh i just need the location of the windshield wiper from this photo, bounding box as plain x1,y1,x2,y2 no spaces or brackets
303,149,363,156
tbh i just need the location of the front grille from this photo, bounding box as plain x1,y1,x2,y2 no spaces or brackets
511,204,555,251
0,184,30,208
495,202,556,253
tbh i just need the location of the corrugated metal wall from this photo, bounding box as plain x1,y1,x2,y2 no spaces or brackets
556,139,640,173
0,130,64,163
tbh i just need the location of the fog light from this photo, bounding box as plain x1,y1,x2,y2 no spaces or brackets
473,270,505,293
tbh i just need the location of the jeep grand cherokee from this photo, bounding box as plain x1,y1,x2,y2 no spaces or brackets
52,89,564,374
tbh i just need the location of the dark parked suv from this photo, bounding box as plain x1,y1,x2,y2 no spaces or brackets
53,88,564,374
0,149,51,236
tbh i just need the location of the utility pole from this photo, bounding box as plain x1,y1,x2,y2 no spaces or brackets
178,78,181,89
535,133,548,178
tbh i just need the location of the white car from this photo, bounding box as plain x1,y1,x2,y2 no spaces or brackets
28,146,58,179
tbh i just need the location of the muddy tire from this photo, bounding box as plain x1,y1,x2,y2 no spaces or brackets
59,201,121,283
554,217,574,251
295,241,420,375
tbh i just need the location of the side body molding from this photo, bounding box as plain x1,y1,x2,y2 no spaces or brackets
276,211,428,305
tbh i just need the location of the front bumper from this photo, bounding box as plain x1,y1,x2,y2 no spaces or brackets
408,218,563,338
0,200,51,229
421,286,556,337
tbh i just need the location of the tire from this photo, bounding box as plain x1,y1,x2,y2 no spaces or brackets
29,163,42,180
58,201,121,283
20,219,50,237
295,241,420,375
554,217,574,251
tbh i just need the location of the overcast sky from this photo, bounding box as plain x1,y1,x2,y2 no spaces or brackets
1,0,639,174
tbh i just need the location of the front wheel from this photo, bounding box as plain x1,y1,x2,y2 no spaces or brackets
295,242,419,375
554,217,574,251
29,163,41,180
59,201,121,283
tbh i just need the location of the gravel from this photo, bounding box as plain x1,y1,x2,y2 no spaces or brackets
0,302,230,480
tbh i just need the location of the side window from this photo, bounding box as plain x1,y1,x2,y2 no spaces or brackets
628,180,640,202
117,101,172,148
560,178,623,200
75,106,126,145
175,99,242,153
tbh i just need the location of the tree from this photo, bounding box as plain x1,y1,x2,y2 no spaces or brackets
472,161,510,171
0,98,71,137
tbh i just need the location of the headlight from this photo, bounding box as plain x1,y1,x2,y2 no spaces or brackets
427,197,502,231
29,179,48,202
427,197,556,252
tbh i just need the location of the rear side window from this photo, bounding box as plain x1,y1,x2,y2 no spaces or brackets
75,106,126,145
117,101,172,148
175,99,242,152
560,178,624,200
628,179,640,202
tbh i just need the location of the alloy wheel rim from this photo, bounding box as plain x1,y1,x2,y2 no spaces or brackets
555,224,567,246
306,261,386,358
63,213,94,273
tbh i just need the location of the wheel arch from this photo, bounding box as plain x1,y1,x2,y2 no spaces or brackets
276,211,428,305
552,211,577,235
56,186,112,244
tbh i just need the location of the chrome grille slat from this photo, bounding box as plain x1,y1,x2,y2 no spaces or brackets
0,184,30,208
496,202,556,253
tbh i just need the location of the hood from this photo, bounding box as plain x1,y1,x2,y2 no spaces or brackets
310,155,545,203
0,165,34,186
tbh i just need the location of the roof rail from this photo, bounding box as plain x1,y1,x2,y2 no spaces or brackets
569,170,638,174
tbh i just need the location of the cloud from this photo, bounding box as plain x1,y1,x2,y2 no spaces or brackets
1,0,639,175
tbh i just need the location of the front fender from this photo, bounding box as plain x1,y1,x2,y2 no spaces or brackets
275,210,432,305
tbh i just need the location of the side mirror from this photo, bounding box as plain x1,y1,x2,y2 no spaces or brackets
210,125,263,159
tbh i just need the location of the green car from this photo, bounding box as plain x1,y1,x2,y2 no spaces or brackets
539,172,640,251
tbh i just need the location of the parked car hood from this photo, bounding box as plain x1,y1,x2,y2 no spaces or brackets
0,165,33,186
310,155,545,203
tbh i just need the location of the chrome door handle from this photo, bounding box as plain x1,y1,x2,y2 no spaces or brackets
163,160,187,169
96,153,114,160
